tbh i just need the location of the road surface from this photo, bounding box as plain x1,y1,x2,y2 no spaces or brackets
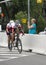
0,47,46,65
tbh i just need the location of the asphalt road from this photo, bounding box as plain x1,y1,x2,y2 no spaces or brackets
0,47,46,65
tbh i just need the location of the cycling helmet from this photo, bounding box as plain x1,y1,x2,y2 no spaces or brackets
15,20,20,25
10,20,14,23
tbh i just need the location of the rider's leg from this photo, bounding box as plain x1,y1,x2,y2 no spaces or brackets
8,35,10,48
11,32,15,46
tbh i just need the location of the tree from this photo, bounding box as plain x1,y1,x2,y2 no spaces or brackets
0,0,45,32
12,0,46,33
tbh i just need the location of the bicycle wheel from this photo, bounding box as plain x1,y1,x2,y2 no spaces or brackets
10,43,12,51
13,38,17,50
8,43,10,49
17,39,22,53
8,42,12,51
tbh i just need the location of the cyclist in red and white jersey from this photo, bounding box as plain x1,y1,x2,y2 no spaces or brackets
6,20,24,50
6,20,16,50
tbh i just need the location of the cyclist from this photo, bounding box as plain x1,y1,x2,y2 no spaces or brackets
6,20,24,51
15,20,24,35
6,20,16,50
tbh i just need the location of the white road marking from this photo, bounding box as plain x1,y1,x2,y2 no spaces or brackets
0,59,5,61
0,53,28,56
0,55,28,62
0,57,18,61
0,48,35,62
0,52,29,62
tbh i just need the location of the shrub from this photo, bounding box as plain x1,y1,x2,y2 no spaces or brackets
15,11,28,33
15,11,27,20
36,15,46,33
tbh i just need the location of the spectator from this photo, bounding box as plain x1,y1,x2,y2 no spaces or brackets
44,27,46,31
39,27,46,35
28,18,36,34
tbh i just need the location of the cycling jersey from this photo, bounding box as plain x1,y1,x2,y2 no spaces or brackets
6,20,24,35
6,20,16,34
15,23,23,33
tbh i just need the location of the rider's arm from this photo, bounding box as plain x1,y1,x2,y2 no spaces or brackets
6,24,9,33
6,24,10,35
21,28,24,35
19,25,24,35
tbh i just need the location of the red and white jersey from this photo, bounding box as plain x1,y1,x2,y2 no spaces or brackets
6,20,15,32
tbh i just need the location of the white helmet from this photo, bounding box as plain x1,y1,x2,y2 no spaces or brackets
10,20,14,23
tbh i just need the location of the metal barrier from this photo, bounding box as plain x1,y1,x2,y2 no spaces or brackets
0,25,2,31
0,32,46,54
0,32,8,47
20,34,46,54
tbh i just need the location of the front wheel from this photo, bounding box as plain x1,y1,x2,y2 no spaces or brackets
8,42,12,51
17,39,22,53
